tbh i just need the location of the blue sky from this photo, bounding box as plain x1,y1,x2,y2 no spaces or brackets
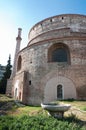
0,0,86,65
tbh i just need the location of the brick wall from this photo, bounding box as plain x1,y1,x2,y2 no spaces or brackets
12,14,86,105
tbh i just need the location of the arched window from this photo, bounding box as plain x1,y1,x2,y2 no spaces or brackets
52,48,67,62
57,84,63,99
48,43,70,64
17,55,22,71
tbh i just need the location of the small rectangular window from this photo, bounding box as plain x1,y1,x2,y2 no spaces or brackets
29,80,31,85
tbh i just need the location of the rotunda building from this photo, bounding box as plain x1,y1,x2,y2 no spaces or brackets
7,14,86,105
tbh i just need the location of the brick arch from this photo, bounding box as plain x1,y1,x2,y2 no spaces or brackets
44,76,77,103
17,55,22,71
48,43,70,64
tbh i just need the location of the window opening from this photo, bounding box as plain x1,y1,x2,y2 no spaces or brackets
17,55,22,71
48,43,70,63
29,80,31,85
57,84,63,99
52,48,67,62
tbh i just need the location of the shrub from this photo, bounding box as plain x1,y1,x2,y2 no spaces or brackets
0,115,85,130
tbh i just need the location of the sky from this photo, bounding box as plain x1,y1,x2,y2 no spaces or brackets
0,0,86,66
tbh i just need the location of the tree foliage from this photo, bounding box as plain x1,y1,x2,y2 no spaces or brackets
0,55,12,94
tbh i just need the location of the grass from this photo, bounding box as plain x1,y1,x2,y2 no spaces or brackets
0,94,86,117
61,100,86,111
0,94,86,129
83,107,86,111
0,94,13,102
9,106,43,117
56,100,86,121
0,94,45,117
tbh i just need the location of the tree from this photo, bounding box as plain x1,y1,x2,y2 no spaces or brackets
0,55,12,94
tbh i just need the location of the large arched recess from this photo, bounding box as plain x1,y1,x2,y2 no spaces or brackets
48,43,70,64
43,76,76,103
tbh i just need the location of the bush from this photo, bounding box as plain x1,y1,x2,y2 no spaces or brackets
0,115,85,130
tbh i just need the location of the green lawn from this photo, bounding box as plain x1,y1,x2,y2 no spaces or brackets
0,94,86,130
61,100,86,111
0,94,86,117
